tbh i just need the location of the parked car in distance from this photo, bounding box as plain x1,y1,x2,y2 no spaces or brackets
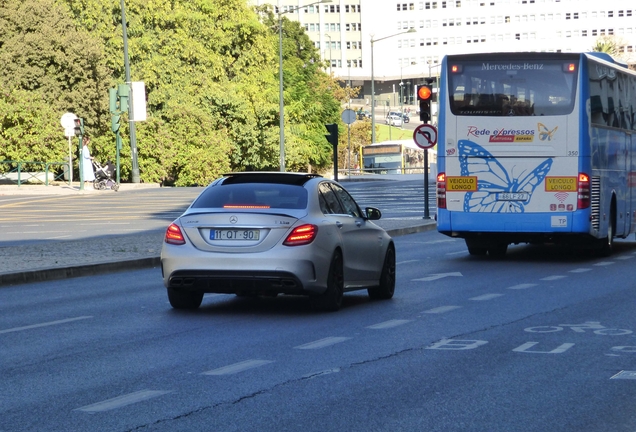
161,172,396,312
385,114,403,127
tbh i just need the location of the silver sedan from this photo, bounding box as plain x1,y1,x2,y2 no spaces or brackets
160,172,395,311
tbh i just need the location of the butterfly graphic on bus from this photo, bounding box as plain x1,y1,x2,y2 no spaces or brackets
458,140,553,213
538,123,558,141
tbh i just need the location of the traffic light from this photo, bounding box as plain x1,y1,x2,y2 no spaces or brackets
325,123,339,147
417,84,432,123
109,88,120,133
73,118,84,136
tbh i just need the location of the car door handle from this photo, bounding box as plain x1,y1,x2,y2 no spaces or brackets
355,221,362,227
335,221,343,229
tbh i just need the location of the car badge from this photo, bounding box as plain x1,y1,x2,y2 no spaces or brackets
229,215,238,224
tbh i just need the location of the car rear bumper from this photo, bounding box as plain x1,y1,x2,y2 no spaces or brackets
167,269,307,295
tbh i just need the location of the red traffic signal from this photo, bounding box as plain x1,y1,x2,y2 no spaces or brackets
417,85,432,101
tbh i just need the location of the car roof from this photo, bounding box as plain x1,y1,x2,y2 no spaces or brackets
220,172,323,186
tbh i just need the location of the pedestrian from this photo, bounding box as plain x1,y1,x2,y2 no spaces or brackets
82,136,95,184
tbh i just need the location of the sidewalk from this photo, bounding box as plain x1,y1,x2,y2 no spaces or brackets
0,182,437,287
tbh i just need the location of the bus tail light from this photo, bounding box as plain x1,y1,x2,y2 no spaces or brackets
577,173,590,209
437,172,447,209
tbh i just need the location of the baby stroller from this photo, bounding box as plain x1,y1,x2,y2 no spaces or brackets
92,160,119,191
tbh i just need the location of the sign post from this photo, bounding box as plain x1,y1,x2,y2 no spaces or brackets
60,112,77,185
413,124,438,219
341,109,356,178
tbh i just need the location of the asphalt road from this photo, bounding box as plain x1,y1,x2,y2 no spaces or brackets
2,230,636,431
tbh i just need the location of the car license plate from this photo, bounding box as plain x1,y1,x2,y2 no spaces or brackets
210,229,260,240
497,192,529,201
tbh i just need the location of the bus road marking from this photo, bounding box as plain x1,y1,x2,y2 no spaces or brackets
0,316,93,335
202,359,274,375
610,371,636,380
75,390,172,413
507,283,537,290
470,293,504,301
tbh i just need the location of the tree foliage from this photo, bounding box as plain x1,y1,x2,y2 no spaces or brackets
0,0,344,185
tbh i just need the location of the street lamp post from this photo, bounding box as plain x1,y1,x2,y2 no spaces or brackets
278,0,331,172
399,61,417,130
370,28,416,144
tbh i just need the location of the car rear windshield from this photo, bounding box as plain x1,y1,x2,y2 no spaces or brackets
191,183,308,210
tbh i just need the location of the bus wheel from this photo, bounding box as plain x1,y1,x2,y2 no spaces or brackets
488,244,508,257
465,239,487,256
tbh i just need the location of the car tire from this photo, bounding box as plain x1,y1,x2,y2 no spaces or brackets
311,250,344,312
167,287,203,310
368,244,395,300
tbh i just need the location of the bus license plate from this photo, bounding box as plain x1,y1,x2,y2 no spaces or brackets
210,229,260,240
497,192,529,201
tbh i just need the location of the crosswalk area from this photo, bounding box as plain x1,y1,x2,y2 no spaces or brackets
345,180,436,219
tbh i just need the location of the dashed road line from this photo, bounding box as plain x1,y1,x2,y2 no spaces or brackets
594,261,615,266
423,306,462,314
202,359,274,376
367,319,412,329
470,293,504,301
294,337,351,350
507,283,537,290
541,275,567,281
570,268,592,273
75,390,172,413
0,316,93,335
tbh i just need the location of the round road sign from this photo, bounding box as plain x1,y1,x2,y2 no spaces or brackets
60,112,77,129
341,108,356,125
413,124,438,149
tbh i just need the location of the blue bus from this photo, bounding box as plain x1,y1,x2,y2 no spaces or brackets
436,52,636,256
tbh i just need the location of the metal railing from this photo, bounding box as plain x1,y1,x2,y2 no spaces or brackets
0,160,70,186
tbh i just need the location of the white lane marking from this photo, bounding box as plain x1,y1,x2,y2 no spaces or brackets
541,275,566,281
397,260,419,265
202,359,274,376
616,255,634,260
446,251,466,256
367,319,412,329
294,337,351,350
423,306,462,314
570,268,592,273
594,261,615,266
470,293,504,301
610,371,636,380
507,283,537,290
412,272,463,282
75,390,172,413
0,316,93,335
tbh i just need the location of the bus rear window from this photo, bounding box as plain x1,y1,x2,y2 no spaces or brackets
448,59,577,117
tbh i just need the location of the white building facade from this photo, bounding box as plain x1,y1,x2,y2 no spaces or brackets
250,0,636,107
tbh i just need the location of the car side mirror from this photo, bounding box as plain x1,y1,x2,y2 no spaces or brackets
365,207,382,220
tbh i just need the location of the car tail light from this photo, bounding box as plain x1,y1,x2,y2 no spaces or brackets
283,224,318,246
165,223,186,245
577,172,590,209
437,172,447,209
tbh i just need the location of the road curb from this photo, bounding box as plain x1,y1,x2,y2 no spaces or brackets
0,257,161,287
